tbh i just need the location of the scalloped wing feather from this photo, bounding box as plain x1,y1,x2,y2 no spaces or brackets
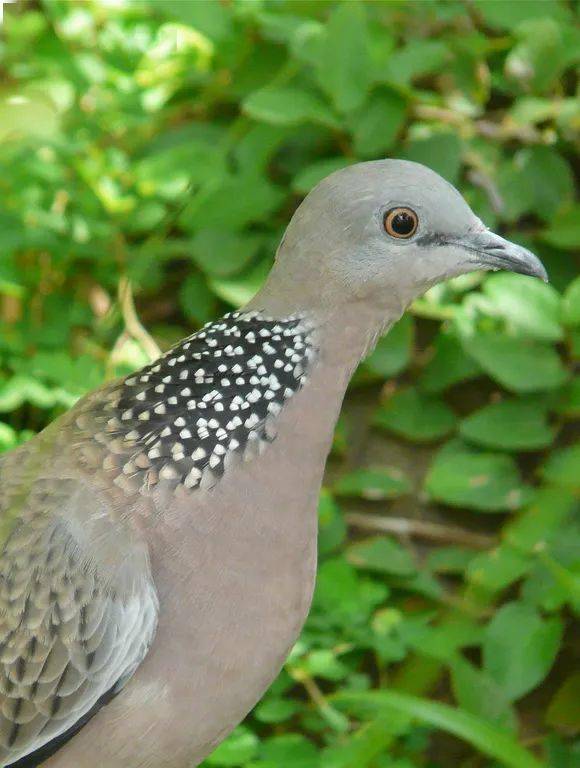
0,449,158,766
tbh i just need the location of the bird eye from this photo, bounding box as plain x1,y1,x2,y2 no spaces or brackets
383,207,418,239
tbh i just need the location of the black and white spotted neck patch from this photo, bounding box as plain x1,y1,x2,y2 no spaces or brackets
81,311,317,495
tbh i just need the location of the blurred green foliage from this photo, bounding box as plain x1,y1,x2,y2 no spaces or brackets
0,1,579,766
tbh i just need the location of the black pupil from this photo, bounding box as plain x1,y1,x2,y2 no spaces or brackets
392,211,415,235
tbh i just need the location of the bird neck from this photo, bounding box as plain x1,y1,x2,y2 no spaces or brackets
246,288,401,379
81,300,398,502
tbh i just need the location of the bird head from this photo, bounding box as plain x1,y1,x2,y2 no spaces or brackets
263,159,547,319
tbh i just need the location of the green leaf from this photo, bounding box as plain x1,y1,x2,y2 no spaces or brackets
556,377,580,418
243,86,340,129
206,726,259,766
473,0,571,30
497,147,575,222
419,331,482,393
361,315,414,381
0,422,18,453
254,10,318,48
545,673,580,733
12,352,102,395
235,124,293,175
183,173,284,232
352,90,406,157
209,259,271,307
510,96,558,125
505,486,576,553
304,649,349,682
542,205,580,251
313,558,388,624
374,387,457,443
425,442,533,512
450,656,516,731
483,602,563,700
256,734,319,768
335,690,544,768
571,328,580,360
179,273,218,325
315,1,371,113
517,148,573,219
321,713,409,768
318,490,347,556
155,0,232,41
459,398,554,451
254,697,300,724
402,133,462,185
461,331,568,392
0,375,75,411
541,443,580,489
506,18,579,93
483,272,563,342
562,276,580,327
380,41,450,86
191,230,262,278
403,616,482,662
0,252,25,297
292,158,353,195
545,735,580,768
136,138,226,200
331,415,349,458
521,569,569,614
347,536,416,577
0,91,60,143
334,467,411,501
538,555,580,615
0,212,26,256
467,544,531,593
426,546,476,575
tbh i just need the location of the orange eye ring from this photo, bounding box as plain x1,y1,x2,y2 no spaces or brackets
383,207,418,239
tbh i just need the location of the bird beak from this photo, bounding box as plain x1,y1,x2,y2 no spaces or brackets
454,229,549,282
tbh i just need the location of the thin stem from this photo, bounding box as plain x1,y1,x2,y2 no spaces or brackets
411,299,457,321
291,670,350,733
118,276,161,361
346,512,495,550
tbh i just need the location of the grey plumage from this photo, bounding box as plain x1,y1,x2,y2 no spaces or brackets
0,160,546,767
0,436,158,765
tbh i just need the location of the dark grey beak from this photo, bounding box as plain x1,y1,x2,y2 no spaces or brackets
455,230,548,282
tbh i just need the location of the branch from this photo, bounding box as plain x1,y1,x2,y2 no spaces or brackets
466,167,504,215
346,512,495,550
291,670,350,733
118,276,161,361
412,105,548,145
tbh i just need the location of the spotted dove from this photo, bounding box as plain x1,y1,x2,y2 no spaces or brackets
0,160,547,767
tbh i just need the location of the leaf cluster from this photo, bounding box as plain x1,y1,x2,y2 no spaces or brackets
0,1,578,766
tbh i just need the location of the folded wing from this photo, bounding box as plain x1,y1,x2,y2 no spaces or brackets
0,453,158,767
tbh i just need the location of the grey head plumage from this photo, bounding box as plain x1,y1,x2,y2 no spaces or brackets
256,159,547,318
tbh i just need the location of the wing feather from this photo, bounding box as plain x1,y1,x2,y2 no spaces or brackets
0,450,158,766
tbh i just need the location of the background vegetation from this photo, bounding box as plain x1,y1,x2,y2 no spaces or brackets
0,1,578,766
